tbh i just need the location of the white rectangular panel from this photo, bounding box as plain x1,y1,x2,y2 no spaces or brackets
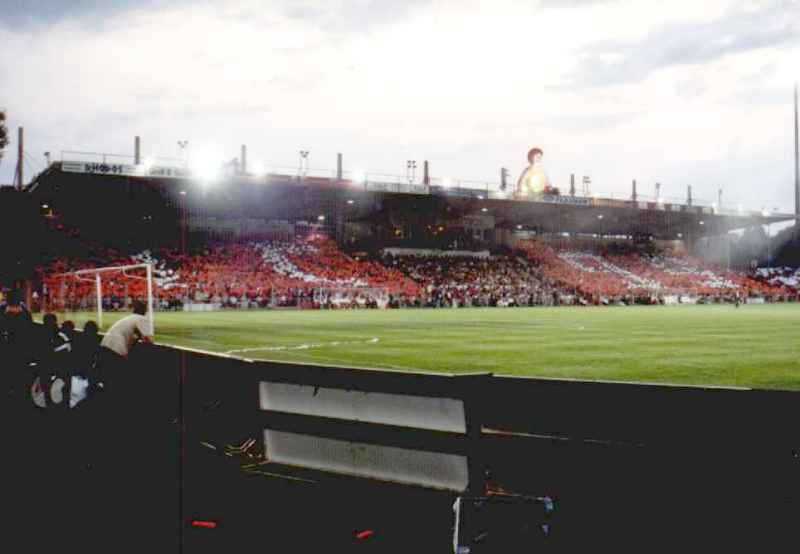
264,429,469,492
259,382,466,434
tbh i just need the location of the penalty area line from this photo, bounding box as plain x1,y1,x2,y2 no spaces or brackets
224,337,380,356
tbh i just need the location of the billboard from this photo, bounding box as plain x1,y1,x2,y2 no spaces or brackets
61,160,190,180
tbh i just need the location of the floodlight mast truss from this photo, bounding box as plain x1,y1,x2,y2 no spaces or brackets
56,263,154,334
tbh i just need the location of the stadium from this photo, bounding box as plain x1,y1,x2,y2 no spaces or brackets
1,131,799,550
11,142,800,391
2,2,800,546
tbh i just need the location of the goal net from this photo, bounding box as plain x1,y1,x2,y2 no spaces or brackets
312,287,390,309
42,263,155,335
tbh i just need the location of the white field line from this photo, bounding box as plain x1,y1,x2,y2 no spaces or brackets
225,337,380,355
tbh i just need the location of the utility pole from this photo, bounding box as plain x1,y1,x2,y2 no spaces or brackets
13,127,23,190
794,83,799,227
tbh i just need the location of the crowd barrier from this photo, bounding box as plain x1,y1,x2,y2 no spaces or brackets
15,339,796,551
126,342,795,550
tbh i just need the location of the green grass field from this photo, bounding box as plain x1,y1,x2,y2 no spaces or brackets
63,304,800,390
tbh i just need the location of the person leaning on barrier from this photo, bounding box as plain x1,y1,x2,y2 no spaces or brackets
97,299,153,392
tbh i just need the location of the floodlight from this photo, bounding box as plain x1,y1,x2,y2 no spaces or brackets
252,161,266,177
352,171,366,184
191,157,221,183
317,215,325,221
442,178,452,188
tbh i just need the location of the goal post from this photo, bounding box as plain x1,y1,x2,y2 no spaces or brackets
312,286,390,309
45,263,155,335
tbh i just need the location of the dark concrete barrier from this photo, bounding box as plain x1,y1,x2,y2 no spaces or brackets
15,339,797,551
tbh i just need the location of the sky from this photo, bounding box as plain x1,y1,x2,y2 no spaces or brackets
0,0,798,212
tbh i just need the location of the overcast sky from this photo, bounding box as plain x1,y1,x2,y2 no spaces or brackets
1,0,798,211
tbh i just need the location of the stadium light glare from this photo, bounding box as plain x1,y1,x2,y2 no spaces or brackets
677,233,683,238
597,214,604,220
317,215,325,221
143,157,155,172
656,197,664,204
442,178,452,188
761,208,771,217
352,170,366,184
516,224,523,230
252,161,266,177
347,199,354,205
42,204,49,209
481,207,488,213
189,150,223,183
699,220,705,225
179,190,187,196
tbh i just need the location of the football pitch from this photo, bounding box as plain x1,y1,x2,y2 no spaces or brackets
68,304,800,390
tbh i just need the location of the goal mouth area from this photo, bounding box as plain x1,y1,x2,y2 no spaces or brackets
311,287,391,309
43,263,155,335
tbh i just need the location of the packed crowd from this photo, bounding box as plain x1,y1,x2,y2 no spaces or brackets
38,236,417,312
31,236,798,313
0,290,102,410
382,254,562,308
753,266,800,290
517,239,795,304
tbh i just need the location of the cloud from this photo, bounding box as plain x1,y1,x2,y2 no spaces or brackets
0,0,205,29
560,0,800,87
281,0,435,33
0,0,797,213
538,0,619,8
532,111,642,131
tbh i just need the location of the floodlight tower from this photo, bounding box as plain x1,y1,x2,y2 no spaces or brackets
177,141,188,166
406,160,417,184
581,175,590,196
299,150,309,177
